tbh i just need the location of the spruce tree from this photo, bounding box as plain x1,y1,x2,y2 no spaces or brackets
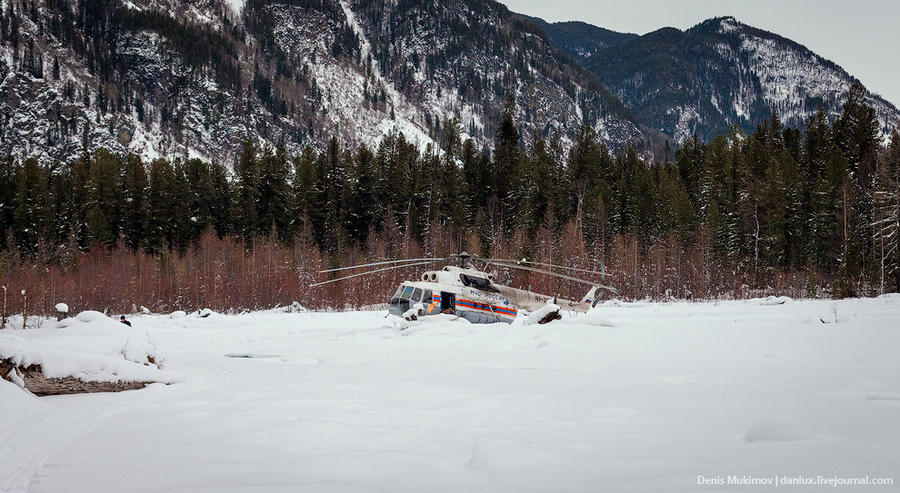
873,129,900,292
145,158,177,253
461,138,487,223
567,126,609,233
121,154,148,251
0,156,16,250
492,96,521,230
209,162,232,239
437,119,465,230
170,160,193,253
833,85,881,289
85,148,121,248
347,144,377,246
317,136,348,251
520,138,554,235
71,154,92,248
13,158,50,253
182,158,214,245
291,146,317,241
47,163,75,247
234,140,260,243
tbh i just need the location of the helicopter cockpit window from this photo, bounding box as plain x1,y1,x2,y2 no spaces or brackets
411,288,423,302
392,286,405,299
401,286,414,300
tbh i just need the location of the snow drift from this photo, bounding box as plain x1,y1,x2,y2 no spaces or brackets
0,311,179,388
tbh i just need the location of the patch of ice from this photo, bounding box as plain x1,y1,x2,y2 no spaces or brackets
745,416,815,442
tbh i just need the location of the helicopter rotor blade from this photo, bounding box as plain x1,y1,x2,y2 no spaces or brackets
483,261,619,294
310,260,436,287
319,257,449,273
476,258,611,276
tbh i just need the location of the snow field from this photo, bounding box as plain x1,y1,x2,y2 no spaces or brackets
2,298,900,492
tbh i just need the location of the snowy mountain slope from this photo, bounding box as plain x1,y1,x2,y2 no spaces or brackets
0,0,646,166
342,0,646,148
0,0,266,164
546,16,900,143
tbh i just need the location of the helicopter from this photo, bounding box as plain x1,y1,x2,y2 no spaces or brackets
311,252,619,324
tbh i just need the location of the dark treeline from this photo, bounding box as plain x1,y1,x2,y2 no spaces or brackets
1,86,899,311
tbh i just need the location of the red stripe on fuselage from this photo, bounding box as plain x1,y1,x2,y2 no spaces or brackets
457,298,517,317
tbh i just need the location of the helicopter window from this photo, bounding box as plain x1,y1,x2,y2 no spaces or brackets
423,290,432,303
411,288,423,302
401,286,414,299
392,286,405,299
459,274,499,293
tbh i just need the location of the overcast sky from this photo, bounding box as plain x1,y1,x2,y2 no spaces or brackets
503,0,900,106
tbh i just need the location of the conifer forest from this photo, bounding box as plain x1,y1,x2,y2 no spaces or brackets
1,87,899,314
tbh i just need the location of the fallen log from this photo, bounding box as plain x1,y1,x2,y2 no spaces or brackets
1,358,155,396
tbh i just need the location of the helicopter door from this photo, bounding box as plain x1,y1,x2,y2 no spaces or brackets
440,292,455,313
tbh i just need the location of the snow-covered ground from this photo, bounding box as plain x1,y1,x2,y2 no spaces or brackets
3,298,900,492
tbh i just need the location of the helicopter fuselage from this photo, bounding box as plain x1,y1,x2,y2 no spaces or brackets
387,266,596,324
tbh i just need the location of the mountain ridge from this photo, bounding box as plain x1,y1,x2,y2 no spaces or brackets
530,14,900,143
1,2,897,167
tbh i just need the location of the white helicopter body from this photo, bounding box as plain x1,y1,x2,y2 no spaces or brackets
388,266,600,324
313,252,616,325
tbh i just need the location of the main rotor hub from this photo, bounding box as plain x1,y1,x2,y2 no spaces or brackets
455,251,472,268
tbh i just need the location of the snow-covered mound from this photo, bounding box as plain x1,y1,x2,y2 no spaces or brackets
523,302,561,326
757,296,793,305
0,311,179,386
189,308,219,319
